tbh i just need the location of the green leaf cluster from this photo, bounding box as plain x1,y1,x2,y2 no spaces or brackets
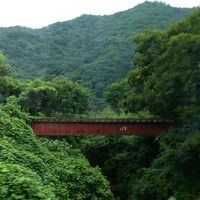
18,77,89,117
101,9,200,199
0,163,56,200
0,103,114,199
0,2,191,107
106,9,200,121
0,70,114,200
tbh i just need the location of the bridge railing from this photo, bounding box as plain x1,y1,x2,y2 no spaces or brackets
31,118,172,136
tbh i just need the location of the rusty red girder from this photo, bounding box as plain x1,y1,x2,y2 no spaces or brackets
31,119,172,136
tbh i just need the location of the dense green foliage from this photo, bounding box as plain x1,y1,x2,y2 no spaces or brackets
77,136,158,199
0,52,114,199
0,105,114,199
129,122,200,200
19,77,89,117
0,97,114,199
0,2,191,105
0,50,90,118
0,54,21,103
106,9,200,121
0,3,199,200
75,119,200,200
102,9,200,200
0,163,56,200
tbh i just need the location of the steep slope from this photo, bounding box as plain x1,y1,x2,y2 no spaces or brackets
0,2,191,99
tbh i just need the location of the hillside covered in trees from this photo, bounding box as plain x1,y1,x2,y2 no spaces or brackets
0,2,199,200
0,53,114,199
103,8,200,199
0,2,191,103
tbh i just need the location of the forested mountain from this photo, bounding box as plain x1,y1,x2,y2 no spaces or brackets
0,3,199,200
0,2,191,99
97,9,200,199
105,8,200,121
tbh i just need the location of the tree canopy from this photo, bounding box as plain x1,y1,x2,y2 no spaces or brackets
0,2,191,107
0,5,199,200
102,9,200,199
106,9,200,121
18,77,89,117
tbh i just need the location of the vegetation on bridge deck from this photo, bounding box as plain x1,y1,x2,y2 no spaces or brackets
31,118,171,123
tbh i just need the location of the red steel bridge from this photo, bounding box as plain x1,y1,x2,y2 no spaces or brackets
31,119,172,136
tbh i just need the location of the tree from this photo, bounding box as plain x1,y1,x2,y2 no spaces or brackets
51,77,89,116
0,52,21,103
0,99,115,200
19,79,57,116
19,77,90,117
0,52,13,77
0,163,56,200
106,9,200,121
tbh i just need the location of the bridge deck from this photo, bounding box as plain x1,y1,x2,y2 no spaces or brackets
31,119,171,136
